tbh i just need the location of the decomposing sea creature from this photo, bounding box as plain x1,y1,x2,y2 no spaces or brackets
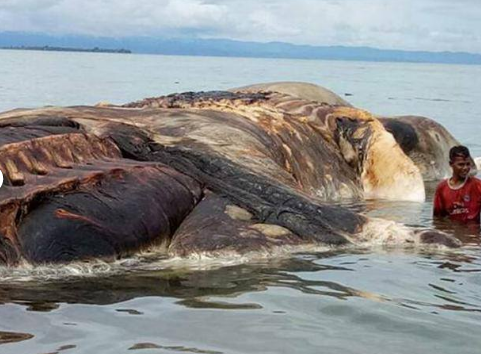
0,83,462,266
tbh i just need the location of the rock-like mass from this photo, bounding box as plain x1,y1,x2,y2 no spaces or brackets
0,83,463,266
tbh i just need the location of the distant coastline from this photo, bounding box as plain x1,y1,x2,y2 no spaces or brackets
1,45,131,54
1,32,480,64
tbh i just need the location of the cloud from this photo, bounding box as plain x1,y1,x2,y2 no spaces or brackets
0,0,480,53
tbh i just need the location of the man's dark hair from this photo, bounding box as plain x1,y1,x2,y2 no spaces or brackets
449,145,471,162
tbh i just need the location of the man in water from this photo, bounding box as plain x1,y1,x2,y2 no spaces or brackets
433,145,481,224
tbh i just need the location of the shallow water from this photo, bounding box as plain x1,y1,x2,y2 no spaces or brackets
0,50,480,354
1,248,480,354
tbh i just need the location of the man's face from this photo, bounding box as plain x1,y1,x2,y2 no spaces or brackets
450,155,471,180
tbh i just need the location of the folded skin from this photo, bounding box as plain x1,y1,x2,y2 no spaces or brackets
0,121,202,265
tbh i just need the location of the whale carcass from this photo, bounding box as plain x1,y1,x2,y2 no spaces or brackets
0,84,461,266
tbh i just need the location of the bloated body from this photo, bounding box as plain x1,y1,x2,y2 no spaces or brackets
0,83,461,266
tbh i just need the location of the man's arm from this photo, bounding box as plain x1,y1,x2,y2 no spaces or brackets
474,178,481,222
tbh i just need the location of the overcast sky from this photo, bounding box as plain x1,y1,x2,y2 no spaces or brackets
0,0,480,53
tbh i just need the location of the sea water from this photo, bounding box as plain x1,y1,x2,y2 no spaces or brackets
0,50,480,354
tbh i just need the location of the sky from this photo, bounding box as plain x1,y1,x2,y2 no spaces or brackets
0,0,480,53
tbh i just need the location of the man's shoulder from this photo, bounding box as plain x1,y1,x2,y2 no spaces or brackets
468,176,481,191
470,176,481,184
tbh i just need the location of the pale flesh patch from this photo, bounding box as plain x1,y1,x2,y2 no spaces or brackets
329,107,425,202
362,130,425,201
225,205,253,221
249,224,292,238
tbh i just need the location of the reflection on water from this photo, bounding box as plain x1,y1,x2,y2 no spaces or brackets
0,248,480,354
0,331,34,345
128,342,223,353
42,344,77,354
1,249,478,311
0,254,352,308
432,219,481,246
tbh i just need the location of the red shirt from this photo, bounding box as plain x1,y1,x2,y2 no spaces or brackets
433,177,481,223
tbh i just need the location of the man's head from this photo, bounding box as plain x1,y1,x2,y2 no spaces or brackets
449,145,471,180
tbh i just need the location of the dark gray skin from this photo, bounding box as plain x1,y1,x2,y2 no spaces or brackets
0,91,461,266
378,116,477,180
170,191,306,257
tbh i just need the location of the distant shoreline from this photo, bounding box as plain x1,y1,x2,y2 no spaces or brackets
1,45,131,54
1,32,481,64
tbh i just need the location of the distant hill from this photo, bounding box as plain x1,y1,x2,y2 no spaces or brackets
4,45,131,54
1,31,480,65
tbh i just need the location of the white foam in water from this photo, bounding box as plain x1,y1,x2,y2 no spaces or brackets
0,259,118,282
160,244,333,269
352,218,416,245
0,218,455,282
352,217,453,248
0,243,337,282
